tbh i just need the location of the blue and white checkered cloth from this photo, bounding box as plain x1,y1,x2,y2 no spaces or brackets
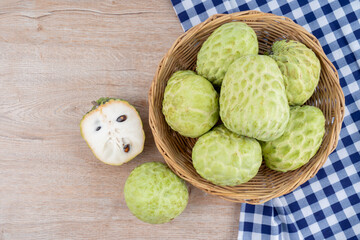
170,0,360,239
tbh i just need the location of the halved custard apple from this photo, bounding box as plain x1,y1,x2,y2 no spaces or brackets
80,97,145,165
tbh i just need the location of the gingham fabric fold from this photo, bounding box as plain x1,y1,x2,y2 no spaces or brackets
170,0,360,239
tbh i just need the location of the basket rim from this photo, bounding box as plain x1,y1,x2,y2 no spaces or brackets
148,10,345,204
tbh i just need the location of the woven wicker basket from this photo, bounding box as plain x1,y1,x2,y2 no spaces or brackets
148,11,345,204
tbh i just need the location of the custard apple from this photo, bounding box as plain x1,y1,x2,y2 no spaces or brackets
162,70,219,138
196,22,258,86
220,55,290,141
192,125,262,186
124,162,189,224
262,105,325,172
80,98,145,165
270,40,321,105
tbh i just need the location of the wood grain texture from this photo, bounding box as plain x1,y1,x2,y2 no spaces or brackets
0,1,240,239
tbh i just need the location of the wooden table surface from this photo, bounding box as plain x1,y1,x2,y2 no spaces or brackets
0,1,240,239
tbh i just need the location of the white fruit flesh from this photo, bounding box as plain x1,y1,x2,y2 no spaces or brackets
81,100,145,165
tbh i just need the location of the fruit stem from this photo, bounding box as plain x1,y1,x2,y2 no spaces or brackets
91,101,99,107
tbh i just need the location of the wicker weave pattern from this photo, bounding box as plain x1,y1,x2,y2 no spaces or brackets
148,11,345,204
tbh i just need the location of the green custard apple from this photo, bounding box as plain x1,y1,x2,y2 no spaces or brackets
220,55,290,141
192,125,262,186
162,70,219,138
196,22,258,86
80,98,145,166
270,40,321,105
262,105,325,172
124,162,189,224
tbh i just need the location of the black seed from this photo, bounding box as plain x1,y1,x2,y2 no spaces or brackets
117,115,127,122
123,144,130,153
96,126,101,131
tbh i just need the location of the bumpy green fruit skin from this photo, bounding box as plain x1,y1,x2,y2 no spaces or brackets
262,106,325,172
192,125,262,186
124,162,189,224
270,40,321,105
162,70,219,138
220,55,290,141
196,22,258,86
